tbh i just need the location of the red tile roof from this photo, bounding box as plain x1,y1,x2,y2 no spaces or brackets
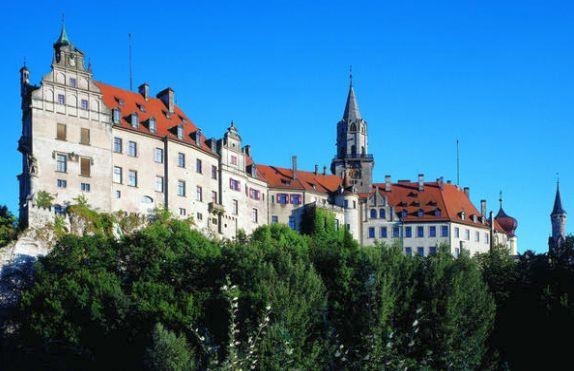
96,82,215,155
256,165,342,194
372,181,490,229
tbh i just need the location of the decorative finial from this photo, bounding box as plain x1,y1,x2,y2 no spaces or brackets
349,65,353,87
23,57,26,68
557,172,560,187
499,191,503,208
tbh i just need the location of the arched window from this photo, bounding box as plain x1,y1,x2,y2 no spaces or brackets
379,208,386,219
141,196,154,204
370,209,377,219
349,123,357,132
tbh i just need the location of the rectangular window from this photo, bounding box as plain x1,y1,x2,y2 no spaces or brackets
57,94,65,105
178,153,185,168
112,109,120,124
405,247,412,256
380,227,388,238
179,208,187,216
197,213,203,221
115,190,121,199
252,208,258,223
229,178,241,191
113,137,122,153
56,154,67,172
289,216,296,230
113,166,122,184
80,157,91,177
131,114,139,128
81,99,89,110
429,226,436,237
196,186,203,202
81,183,91,192
80,128,90,145
149,118,157,133
277,194,288,204
128,170,138,187
57,179,67,188
290,194,301,205
249,188,261,200
393,227,400,238
154,148,164,163
178,180,186,197
417,226,424,238
57,123,67,140
211,191,217,203
417,247,424,257
441,226,449,237
455,227,460,238
475,231,480,242
232,199,238,215
155,176,164,193
465,229,470,241
211,165,217,179
177,125,184,139
196,159,202,174
405,226,412,238
70,77,77,88
429,246,437,255
128,141,137,157
368,227,375,238
231,155,238,165
272,215,278,224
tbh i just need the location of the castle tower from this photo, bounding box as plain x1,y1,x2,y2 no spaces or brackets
330,72,374,194
550,180,567,251
494,192,518,254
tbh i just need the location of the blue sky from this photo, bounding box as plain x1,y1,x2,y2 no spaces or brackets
1,0,572,252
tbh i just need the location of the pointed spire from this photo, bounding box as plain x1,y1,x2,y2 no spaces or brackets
552,178,566,215
54,15,70,47
343,68,361,122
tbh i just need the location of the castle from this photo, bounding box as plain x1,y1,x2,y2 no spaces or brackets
17,25,518,256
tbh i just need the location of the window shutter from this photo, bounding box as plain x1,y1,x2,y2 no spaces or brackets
80,158,91,177
81,128,90,145
57,123,67,140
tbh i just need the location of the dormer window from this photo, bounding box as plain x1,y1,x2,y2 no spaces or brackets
401,210,408,219
434,208,442,217
177,125,184,139
117,98,125,106
417,209,424,217
460,211,466,220
149,117,156,134
112,108,120,124
472,215,478,223
137,104,146,112
131,113,139,128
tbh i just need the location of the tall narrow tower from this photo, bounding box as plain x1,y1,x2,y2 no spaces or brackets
550,180,567,250
330,73,374,193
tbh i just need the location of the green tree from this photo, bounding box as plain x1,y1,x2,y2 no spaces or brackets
0,205,17,246
145,323,194,371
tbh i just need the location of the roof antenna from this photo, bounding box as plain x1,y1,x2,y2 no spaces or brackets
128,33,133,91
456,139,460,187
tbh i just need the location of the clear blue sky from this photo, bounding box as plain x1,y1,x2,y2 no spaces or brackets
1,1,572,252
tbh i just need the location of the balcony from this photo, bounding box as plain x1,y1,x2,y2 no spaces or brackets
332,153,374,161
208,202,225,215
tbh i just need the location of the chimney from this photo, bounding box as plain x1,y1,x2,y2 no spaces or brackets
463,187,470,198
481,200,487,216
292,155,298,179
195,129,202,147
447,180,452,184
138,83,149,100
314,164,318,175
242,145,251,157
418,174,424,191
385,175,392,192
437,176,444,190
157,87,175,114
323,166,327,175
206,138,217,152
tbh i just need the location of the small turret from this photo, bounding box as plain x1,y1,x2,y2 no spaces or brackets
551,180,567,248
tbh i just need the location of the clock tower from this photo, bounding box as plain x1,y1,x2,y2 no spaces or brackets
330,73,374,193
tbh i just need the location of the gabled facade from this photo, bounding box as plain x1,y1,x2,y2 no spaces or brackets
18,25,518,255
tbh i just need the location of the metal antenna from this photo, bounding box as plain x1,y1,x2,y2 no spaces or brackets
456,139,460,187
128,33,133,91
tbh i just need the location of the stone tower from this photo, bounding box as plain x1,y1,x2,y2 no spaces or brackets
330,73,374,194
550,180,567,250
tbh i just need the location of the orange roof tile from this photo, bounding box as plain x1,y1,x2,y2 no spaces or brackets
256,165,342,194
96,82,215,155
372,181,489,229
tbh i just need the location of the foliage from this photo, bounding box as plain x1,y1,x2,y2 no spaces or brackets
145,323,194,371
35,190,54,209
0,205,18,246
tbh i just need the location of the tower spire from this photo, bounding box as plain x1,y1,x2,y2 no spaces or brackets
552,178,566,215
343,71,361,122
54,15,70,47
